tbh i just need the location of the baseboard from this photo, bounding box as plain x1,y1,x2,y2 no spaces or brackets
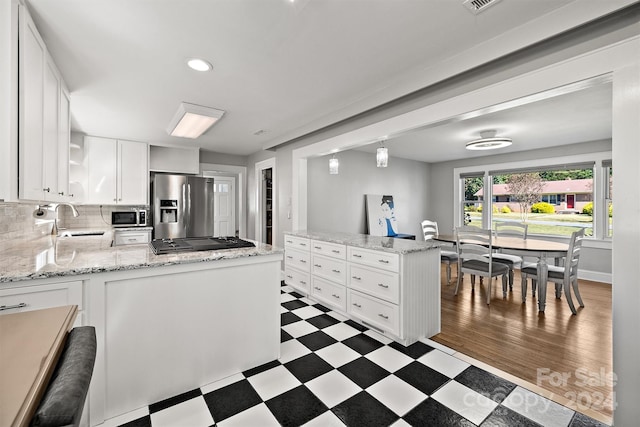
578,269,611,284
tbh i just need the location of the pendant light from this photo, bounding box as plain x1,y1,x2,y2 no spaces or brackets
329,155,339,175
376,139,388,168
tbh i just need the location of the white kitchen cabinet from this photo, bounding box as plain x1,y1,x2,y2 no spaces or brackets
85,136,148,205
113,229,151,246
18,5,71,202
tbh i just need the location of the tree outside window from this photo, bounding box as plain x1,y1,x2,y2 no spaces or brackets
505,173,545,222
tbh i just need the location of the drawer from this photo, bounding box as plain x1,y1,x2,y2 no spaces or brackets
0,281,83,315
284,267,311,293
311,240,346,260
284,248,311,272
348,246,399,272
311,276,346,312
348,264,399,304
284,235,310,251
114,230,151,246
348,290,399,336
312,254,346,285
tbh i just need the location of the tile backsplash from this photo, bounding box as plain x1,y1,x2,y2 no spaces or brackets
58,205,148,229
0,202,53,242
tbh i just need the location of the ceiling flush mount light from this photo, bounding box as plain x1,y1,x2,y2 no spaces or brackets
376,139,389,168
187,58,213,72
466,130,512,151
329,155,339,175
167,102,225,139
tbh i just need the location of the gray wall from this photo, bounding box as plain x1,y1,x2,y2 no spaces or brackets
307,150,430,238
200,150,248,167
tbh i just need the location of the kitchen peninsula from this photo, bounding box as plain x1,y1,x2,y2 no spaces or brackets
0,232,283,426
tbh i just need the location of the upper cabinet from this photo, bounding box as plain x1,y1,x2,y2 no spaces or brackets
18,5,72,202
84,136,148,205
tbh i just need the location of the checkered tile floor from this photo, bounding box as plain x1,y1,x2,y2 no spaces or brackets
110,285,606,427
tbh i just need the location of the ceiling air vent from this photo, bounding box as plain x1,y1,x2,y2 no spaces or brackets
463,0,502,14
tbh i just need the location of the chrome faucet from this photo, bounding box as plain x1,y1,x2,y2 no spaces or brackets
51,203,80,235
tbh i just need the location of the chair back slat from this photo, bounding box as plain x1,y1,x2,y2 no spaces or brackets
421,220,438,241
565,228,585,281
494,221,528,239
455,226,493,264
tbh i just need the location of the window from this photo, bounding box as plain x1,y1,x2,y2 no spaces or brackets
604,160,613,238
461,173,484,228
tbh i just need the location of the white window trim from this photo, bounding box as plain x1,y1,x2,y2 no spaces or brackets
453,151,612,246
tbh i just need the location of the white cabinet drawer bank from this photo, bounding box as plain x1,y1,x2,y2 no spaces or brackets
284,231,440,345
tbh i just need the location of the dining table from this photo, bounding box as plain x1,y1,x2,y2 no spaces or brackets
433,234,569,312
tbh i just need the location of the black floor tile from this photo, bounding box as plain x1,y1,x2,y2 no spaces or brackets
281,329,293,343
404,397,475,426
338,357,390,389
290,291,305,298
297,330,338,351
306,313,340,329
148,388,201,414
332,391,399,427
243,359,281,377
281,311,302,326
265,385,328,427
119,415,152,427
455,365,517,403
389,340,434,359
313,303,332,312
481,405,543,426
569,411,609,427
282,299,308,310
344,319,367,332
284,353,334,383
394,361,450,395
203,379,262,423
342,333,385,355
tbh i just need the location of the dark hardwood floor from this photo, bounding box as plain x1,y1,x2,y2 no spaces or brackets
431,266,613,424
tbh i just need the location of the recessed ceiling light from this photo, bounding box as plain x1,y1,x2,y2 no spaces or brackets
466,130,512,151
187,58,213,72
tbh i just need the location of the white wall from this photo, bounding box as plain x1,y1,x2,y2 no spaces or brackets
307,150,430,238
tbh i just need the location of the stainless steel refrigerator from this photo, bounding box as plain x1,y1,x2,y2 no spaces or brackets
151,174,214,239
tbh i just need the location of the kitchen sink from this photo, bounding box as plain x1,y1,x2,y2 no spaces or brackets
58,230,106,237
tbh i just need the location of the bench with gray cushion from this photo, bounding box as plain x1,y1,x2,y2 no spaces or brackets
31,326,97,427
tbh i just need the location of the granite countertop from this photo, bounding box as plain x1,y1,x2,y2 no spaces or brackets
0,229,282,284
287,230,437,254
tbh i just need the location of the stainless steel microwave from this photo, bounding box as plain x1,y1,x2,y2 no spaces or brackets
112,210,148,227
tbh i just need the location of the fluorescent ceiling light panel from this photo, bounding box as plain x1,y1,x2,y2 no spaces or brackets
167,102,225,139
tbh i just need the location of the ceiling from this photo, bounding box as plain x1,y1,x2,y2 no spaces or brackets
25,0,630,158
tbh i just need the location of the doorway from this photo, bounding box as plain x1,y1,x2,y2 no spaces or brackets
255,158,276,245
213,176,236,237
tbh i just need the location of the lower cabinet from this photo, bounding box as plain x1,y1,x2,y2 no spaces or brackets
113,229,151,246
284,233,440,345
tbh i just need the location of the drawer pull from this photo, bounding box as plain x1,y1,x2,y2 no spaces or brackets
352,276,362,280
314,286,322,291
352,303,362,308
378,259,390,264
0,302,27,311
286,240,293,244
378,283,389,289
314,246,322,249
378,313,389,320
286,255,293,259
286,274,293,279
314,264,322,268
332,249,340,254
300,243,307,247
331,269,341,273
332,294,340,299
353,254,362,258
300,280,307,285
300,259,307,263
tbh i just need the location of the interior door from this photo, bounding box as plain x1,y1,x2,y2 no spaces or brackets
213,176,235,237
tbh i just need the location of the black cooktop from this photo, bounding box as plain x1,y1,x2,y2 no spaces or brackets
150,236,255,255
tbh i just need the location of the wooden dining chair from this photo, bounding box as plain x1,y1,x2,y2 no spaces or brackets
520,228,585,314
455,226,510,305
421,220,458,285
488,221,528,290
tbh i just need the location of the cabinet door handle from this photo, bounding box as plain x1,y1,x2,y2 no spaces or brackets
300,259,307,263
314,246,322,250
286,240,293,244
286,275,293,279
300,243,307,247
314,286,322,291
286,255,293,259
332,269,341,273
58,191,65,195
300,280,307,285
352,276,361,280
353,254,362,258
378,283,389,289
69,194,74,197
332,294,340,299
43,187,50,192
314,264,322,268
0,302,27,311
378,259,390,264
332,250,340,254
378,313,389,320
352,303,362,308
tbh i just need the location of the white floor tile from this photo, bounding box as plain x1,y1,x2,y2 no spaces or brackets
280,293,296,303
150,396,214,427
247,365,301,401
279,338,312,363
217,403,281,427
327,311,349,322
421,338,457,355
292,305,325,319
364,329,393,344
431,380,498,425
390,419,412,427
200,372,245,394
101,407,149,427
365,346,413,373
418,349,470,378
315,342,361,368
281,285,295,293
282,320,318,338
322,322,361,341
302,409,348,427
306,370,361,408
300,297,316,305
366,375,427,416
280,305,288,313
502,386,574,427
